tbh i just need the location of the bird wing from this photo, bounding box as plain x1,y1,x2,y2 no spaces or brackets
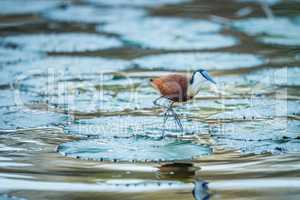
151,74,188,101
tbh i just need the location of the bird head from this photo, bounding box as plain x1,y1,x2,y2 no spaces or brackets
190,69,216,85
187,69,217,97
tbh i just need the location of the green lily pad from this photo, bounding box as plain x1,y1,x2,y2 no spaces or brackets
99,17,237,50
65,116,208,138
58,137,211,162
133,52,264,71
246,67,300,86
0,47,42,66
210,118,300,154
237,0,280,5
43,5,146,24
1,33,123,53
233,17,300,46
86,0,191,7
0,0,61,15
208,100,300,120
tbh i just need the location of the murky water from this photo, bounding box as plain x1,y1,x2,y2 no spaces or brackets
0,0,300,199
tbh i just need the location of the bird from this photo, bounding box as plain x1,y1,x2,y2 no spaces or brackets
150,69,216,136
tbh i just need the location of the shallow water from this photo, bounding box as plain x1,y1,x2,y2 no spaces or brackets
0,0,300,199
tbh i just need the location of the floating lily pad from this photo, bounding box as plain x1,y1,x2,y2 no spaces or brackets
4,56,129,100
211,118,300,141
0,48,42,66
13,56,129,75
133,52,264,71
8,57,138,113
43,5,146,24
217,138,300,154
237,0,280,5
58,137,210,162
0,0,61,15
65,116,208,138
0,90,15,107
208,99,300,120
246,67,300,86
233,17,300,46
1,33,123,53
95,179,193,191
210,119,300,154
99,17,237,50
85,0,190,7
260,37,300,46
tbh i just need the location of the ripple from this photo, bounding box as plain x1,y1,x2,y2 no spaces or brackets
85,0,191,7
0,195,26,200
1,33,123,53
43,5,146,24
0,0,61,15
0,107,66,130
0,177,195,192
58,137,210,162
99,17,237,50
233,17,300,46
133,52,264,71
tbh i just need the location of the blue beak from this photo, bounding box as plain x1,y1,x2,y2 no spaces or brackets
201,70,216,84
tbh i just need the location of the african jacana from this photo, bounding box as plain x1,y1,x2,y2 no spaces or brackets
150,69,216,135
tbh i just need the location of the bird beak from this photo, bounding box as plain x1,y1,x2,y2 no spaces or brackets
202,71,216,84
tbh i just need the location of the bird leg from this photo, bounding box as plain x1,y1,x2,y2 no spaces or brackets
153,96,170,109
153,96,184,135
161,108,170,138
167,102,183,132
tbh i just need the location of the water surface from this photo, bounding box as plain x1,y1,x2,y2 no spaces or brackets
0,0,300,199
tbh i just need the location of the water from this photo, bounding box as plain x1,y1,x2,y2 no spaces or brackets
0,0,300,199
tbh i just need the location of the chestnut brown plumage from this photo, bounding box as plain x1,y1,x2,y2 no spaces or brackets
150,74,190,102
150,69,216,137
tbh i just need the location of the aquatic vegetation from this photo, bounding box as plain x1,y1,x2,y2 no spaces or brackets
210,118,300,154
0,0,300,199
58,137,211,162
237,0,281,5
233,17,300,46
65,116,208,138
43,5,146,24
11,56,130,75
0,48,42,67
1,33,123,53
208,99,300,120
85,0,191,7
133,52,265,70
246,67,300,86
100,17,237,50
0,0,61,15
